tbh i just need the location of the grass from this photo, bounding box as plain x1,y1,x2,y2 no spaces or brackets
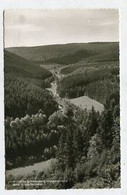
6,158,57,178
68,96,104,113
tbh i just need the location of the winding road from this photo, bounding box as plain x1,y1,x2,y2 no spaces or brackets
46,67,104,113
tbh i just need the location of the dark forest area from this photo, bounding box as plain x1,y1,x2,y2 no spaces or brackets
5,42,120,189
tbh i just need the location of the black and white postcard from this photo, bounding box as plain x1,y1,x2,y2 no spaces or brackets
0,0,127,195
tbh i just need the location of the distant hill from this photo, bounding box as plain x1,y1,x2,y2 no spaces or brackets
4,50,52,80
6,42,119,65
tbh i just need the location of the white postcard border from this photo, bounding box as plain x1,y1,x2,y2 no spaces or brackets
0,0,127,195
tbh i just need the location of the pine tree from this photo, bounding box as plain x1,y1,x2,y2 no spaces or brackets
99,108,114,148
86,107,99,137
66,125,75,169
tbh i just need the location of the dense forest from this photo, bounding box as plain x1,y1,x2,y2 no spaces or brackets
5,43,120,189
58,66,119,105
5,110,59,169
4,50,57,118
4,50,52,80
5,73,58,118
61,61,118,75
7,42,119,63
6,95,120,189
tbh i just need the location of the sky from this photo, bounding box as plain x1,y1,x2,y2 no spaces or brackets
4,9,119,48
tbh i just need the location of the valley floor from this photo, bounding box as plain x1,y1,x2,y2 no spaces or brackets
46,77,104,113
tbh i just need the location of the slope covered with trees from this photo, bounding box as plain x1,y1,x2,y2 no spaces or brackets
6,42,119,64
57,66,119,105
4,50,52,80
5,42,120,189
5,110,59,169
4,49,57,118
5,74,58,118
6,96,120,189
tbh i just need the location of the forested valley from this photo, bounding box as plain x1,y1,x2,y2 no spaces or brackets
5,42,120,189
58,64,119,105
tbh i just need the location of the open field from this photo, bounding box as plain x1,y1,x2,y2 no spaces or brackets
69,96,104,113
6,158,57,177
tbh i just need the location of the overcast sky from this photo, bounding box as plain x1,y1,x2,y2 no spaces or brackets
4,9,119,48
